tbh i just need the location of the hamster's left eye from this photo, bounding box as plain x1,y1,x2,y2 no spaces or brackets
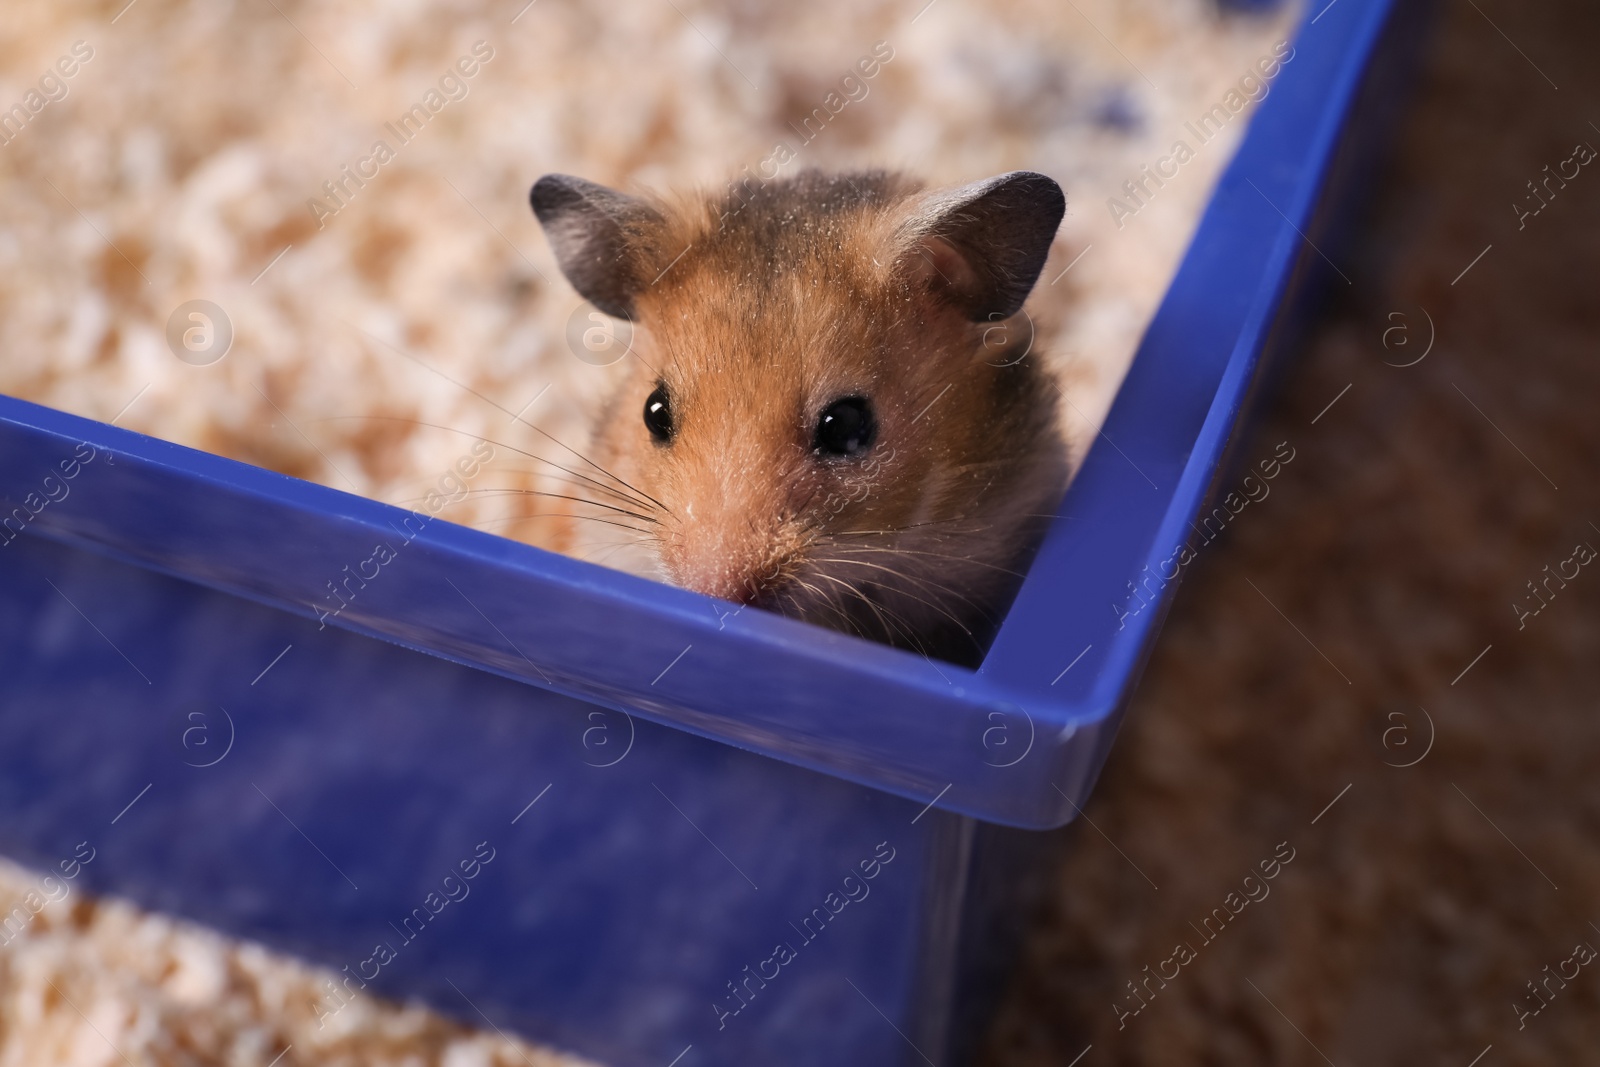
813,396,876,458
644,384,674,443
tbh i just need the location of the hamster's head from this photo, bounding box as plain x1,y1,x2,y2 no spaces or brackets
531,169,1068,663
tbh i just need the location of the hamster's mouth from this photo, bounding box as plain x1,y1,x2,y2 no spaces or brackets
658,527,807,609
669,551,988,664
757,565,992,667
760,573,893,639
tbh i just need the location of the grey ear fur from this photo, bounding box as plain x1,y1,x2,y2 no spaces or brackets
911,171,1065,321
530,174,662,320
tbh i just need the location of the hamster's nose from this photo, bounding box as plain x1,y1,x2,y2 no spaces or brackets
661,523,792,608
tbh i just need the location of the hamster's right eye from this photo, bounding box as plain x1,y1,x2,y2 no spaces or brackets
644,384,675,443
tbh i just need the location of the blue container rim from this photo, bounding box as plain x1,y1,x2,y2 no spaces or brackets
0,0,1396,830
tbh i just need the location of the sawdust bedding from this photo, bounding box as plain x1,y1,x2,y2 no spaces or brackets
0,0,1296,1061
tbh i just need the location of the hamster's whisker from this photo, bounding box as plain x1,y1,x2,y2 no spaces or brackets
868,600,938,659
571,534,660,567
809,556,988,627
318,415,663,516
469,512,658,537
385,489,657,528
568,458,674,520
813,562,983,638
829,516,997,537
362,402,674,518
429,488,660,525
582,544,643,567
469,469,664,510
818,543,1025,578
790,575,876,643
807,571,933,659
782,578,857,635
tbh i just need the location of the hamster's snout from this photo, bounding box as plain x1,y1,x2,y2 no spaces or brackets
657,504,803,608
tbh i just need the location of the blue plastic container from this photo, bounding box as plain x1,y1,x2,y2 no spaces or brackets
0,1,1418,1062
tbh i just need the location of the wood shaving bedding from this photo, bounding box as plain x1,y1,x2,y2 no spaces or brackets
0,0,1297,1061
0,0,1297,553
0,857,594,1067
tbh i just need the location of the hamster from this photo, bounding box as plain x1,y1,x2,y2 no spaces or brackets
530,168,1069,666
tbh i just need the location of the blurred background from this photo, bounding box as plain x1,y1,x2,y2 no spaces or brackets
3,0,1597,1063
0,0,1288,561
978,0,1600,1063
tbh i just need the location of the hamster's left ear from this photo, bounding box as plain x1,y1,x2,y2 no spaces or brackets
531,174,663,320
904,171,1065,321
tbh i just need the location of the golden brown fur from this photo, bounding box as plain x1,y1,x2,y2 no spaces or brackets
537,170,1069,665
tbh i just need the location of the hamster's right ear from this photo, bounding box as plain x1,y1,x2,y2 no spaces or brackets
530,174,663,320
903,171,1065,322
